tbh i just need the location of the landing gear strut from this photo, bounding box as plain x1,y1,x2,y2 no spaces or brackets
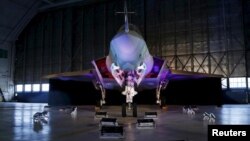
95,81,106,109
156,80,168,108
121,72,138,117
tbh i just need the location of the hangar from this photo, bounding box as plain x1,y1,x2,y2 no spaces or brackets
0,0,249,141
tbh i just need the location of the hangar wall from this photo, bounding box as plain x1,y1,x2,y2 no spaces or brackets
14,0,250,103
14,0,249,82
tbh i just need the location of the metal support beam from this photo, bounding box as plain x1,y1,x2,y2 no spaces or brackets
104,4,107,55
39,0,113,12
173,0,177,70
143,0,147,42
59,11,63,72
42,0,54,5
188,0,194,72
222,0,230,77
23,32,27,83
205,0,211,75
81,8,84,70
41,17,45,81
242,0,249,103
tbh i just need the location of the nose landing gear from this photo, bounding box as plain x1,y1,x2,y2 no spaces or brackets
121,72,138,117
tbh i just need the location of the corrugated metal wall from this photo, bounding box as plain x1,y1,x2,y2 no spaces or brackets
14,0,249,84
243,0,250,78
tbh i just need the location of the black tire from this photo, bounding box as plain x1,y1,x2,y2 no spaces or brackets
122,103,126,117
160,96,166,108
96,100,102,109
133,103,137,117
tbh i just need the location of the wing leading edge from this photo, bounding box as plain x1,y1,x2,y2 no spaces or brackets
43,69,94,82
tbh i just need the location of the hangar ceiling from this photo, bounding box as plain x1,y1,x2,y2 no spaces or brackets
0,0,111,46
0,0,42,45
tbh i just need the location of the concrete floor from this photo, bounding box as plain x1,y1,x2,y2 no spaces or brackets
0,102,250,141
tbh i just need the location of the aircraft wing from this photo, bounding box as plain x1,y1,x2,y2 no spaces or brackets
139,69,222,90
43,55,223,91
43,69,95,82
42,56,121,90
167,69,223,80
138,56,223,90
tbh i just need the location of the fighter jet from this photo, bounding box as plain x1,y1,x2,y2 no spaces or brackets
44,1,221,117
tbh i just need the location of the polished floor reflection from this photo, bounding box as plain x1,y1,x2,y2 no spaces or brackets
0,102,249,141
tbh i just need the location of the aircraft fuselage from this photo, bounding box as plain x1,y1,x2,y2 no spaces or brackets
109,30,153,73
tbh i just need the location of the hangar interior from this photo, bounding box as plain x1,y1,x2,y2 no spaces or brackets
1,1,250,141
0,0,250,104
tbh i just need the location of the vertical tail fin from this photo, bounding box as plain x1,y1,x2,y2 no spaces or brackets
124,0,129,32
115,0,135,33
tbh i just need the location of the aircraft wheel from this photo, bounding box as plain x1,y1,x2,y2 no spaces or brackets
160,96,166,109
122,103,126,117
100,100,104,107
96,100,102,109
133,103,137,117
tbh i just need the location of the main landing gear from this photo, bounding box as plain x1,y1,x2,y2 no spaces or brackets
95,81,106,110
156,80,168,109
